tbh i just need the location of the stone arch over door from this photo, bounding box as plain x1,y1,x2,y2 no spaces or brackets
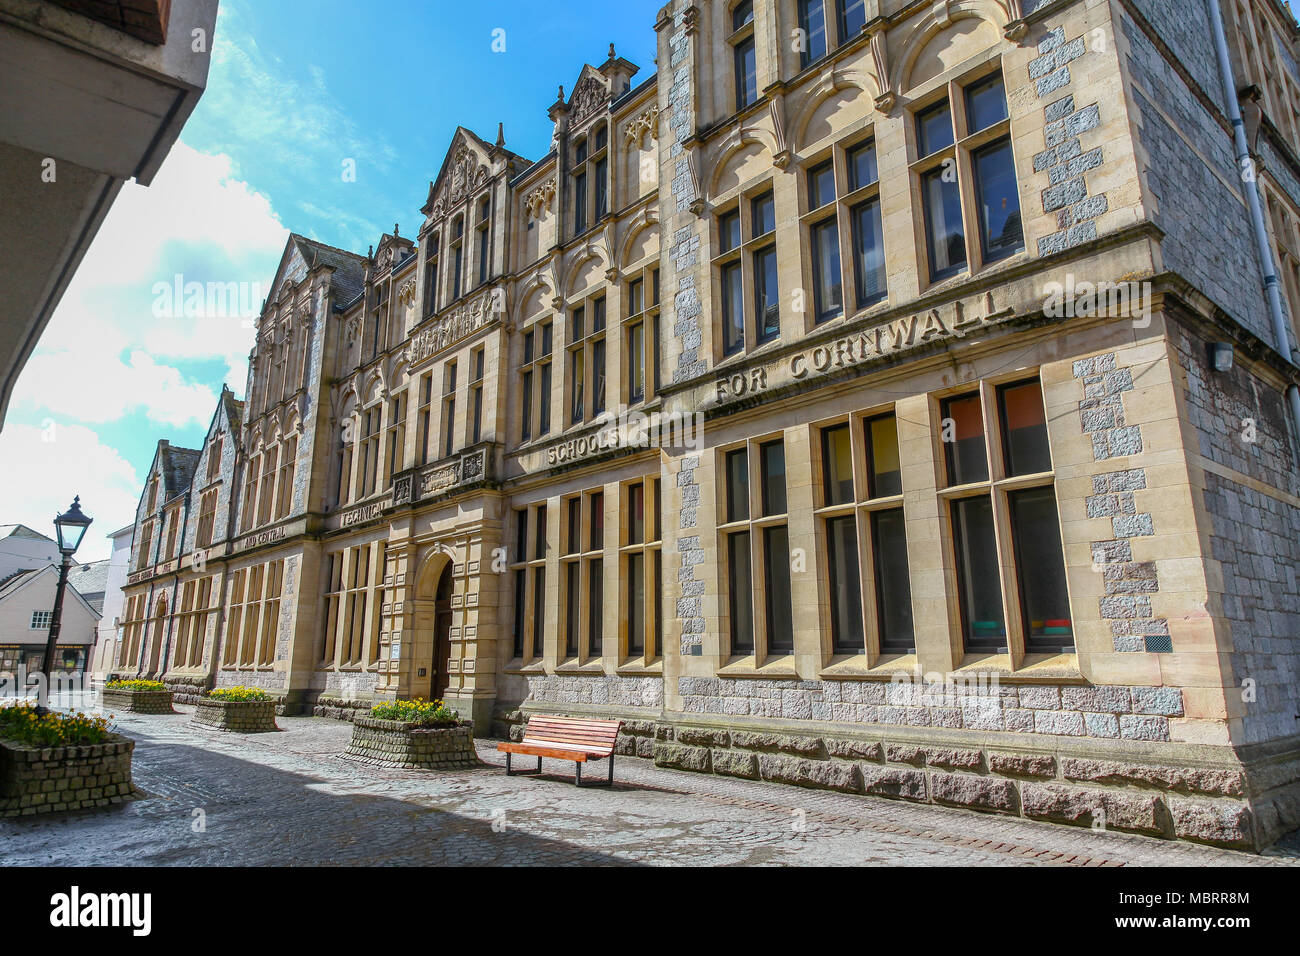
409,544,460,703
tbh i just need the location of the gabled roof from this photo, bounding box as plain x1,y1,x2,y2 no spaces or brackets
265,233,367,308
0,523,53,542
420,126,532,218
0,565,100,620
0,567,35,596
68,559,110,615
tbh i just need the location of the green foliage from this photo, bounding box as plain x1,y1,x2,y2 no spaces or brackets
370,698,458,725
105,679,166,692
0,703,112,747
207,686,271,702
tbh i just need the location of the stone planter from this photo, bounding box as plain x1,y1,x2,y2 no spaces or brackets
192,697,278,733
344,716,479,769
0,735,137,817
101,687,175,715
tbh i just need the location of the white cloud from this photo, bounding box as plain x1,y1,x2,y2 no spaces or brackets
8,140,287,423
0,424,141,562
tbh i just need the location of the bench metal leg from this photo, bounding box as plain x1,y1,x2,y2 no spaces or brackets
575,754,615,788
505,752,543,776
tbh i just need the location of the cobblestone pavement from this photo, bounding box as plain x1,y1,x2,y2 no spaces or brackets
4,706,1299,866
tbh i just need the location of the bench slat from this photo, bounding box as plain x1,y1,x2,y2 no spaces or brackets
499,742,593,762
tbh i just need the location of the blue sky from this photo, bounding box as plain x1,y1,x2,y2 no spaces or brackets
0,0,662,559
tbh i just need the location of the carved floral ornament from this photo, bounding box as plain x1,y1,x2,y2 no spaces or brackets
524,179,556,220
430,144,490,220
397,277,418,305
569,75,608,124
623,104,660,146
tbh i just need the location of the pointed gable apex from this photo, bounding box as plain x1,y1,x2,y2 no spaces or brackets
263,233,367,310
421,126,495,220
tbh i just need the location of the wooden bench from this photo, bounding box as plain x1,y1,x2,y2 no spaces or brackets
497,715,623,787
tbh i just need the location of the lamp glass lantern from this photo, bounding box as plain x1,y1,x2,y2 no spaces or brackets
54,496,93,556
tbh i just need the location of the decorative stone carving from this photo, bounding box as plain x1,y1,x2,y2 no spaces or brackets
405,288,500,367
461,450,485,482
570,75,608,124
397,277,417,305
624,104,661,146
524,179,557,220
392,475,413,505
420,461,461,496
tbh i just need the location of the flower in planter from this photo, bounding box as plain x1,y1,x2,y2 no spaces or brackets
206,686,272,702
0,702,111,747
105,679,166,692
370,697,459,726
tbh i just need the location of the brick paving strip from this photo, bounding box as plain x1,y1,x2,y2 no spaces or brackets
2,706,1297,867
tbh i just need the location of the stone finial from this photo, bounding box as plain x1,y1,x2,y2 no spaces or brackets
496,122,506,148
393,223,399,237
609,42,615,59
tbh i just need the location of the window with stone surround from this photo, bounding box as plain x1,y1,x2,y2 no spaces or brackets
797,0,828,69
173,576,213,669
119,594,147,668
815,409,913,660
475,196,492,288
367,283,389,364
720,437,793,661
256,446,278,526
939,377,1072,658
623,478,661,663
911,69,1023,287
320,544,382,668
800,135,888,329
714,185,779,357
567,294,607,426
226,560,284,668
624,266,660,406
382,394,404,490
276,435,297,520
450,215,465,302
416,371,434,465
136,520,154,571
163,504,181,560
508,503,548,662
357,405,382,499
519,319,554,441
206,434,223,482
442,359,458,459
469,346,485,443
196,489,217,548
731,1,758,111
560,488,606,663
1265,189,1300,350
423,234,440,317
571,123,610,238
145,474,159,512
1228,0,1300,153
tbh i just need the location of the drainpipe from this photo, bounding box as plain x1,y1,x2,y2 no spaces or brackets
1206,0,1300,452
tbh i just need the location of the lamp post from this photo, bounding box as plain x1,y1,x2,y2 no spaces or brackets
34,496,92,714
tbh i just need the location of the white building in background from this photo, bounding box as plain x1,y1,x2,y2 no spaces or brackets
0,564,98,681
87,525,134,682
0,524,59,580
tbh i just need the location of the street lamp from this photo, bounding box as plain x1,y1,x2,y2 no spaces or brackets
34,496,92,714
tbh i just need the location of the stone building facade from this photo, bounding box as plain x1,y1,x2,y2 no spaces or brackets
119,0,1300,848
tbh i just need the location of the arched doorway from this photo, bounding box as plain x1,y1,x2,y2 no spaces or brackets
429,563,454,701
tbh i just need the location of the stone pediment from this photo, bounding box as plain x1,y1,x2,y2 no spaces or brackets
371,228,414,276
422,128,494,222
566,65,611,128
